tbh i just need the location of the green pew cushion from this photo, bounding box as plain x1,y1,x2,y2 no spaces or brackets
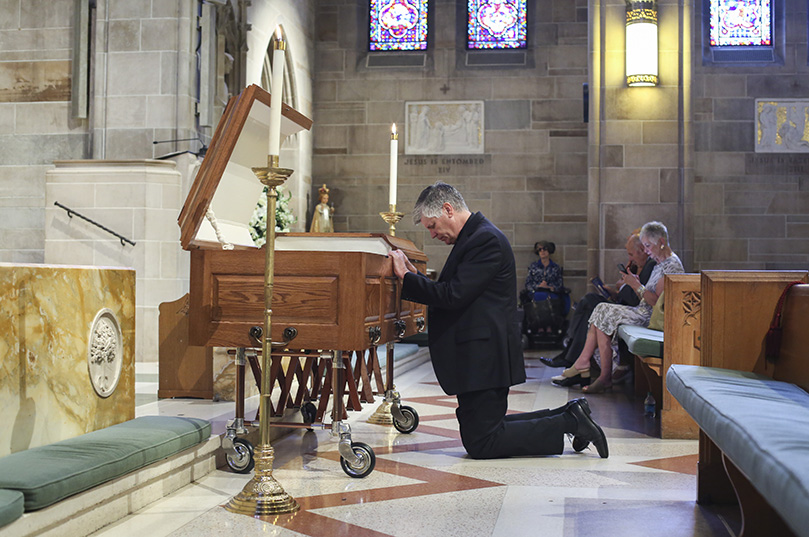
667,365,809,537
0,489,24,528
617,324,664,358
0,416,211,511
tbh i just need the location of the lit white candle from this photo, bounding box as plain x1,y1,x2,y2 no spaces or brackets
268,27,286,156
389,123,398,206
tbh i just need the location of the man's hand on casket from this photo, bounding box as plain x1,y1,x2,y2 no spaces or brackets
391,249,416,279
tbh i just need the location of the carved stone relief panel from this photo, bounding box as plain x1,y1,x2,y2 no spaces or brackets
756,99,809,153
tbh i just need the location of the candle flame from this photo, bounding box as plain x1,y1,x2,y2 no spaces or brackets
391,123,397,135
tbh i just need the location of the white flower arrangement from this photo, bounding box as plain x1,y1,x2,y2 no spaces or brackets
249,186,296,247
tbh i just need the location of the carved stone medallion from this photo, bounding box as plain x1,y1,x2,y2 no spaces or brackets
87,309,123,398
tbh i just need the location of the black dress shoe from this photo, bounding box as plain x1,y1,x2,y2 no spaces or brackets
562,397,590,414
539,352,568,368
566,400,609,458
564,398,591,452
552,374,591,388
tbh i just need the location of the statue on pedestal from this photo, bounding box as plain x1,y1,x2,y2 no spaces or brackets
310,184,334,233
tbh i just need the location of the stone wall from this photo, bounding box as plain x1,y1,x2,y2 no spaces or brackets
92,0,197,161
312,0,591,298
0,0,88,263
692,0,809,270
45,160,189,364
0,0,198,263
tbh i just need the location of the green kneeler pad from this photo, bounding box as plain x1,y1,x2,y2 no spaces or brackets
618,324,664,358
0,416,211,511
0,489,24,528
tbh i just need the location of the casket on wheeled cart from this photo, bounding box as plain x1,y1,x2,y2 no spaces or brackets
178,84,427,478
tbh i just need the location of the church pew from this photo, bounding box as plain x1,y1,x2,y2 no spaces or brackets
668,275,809,537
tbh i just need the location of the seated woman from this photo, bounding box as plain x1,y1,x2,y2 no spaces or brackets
522,241,569,334
525,240,563,298
551,221,684,393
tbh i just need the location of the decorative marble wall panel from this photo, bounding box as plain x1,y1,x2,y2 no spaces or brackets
0,263,136,456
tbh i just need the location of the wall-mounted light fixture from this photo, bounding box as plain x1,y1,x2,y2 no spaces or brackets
625,0,658,86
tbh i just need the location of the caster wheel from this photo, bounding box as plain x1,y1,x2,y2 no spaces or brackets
226,437,255,474
301,402,317,424
340,442,376,478
393,405,419,434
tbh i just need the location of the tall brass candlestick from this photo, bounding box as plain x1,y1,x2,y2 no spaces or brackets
369,203,405,426
225,155,299,518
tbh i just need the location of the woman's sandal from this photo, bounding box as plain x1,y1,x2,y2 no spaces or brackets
551,366,590,382
553,374,591,388
551,367,591,387
581,377,612,394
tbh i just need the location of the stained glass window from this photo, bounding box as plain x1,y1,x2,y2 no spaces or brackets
369,0,428,51
709,0,772,47
467,0,527,50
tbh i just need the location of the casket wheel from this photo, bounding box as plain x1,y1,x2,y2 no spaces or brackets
226,437,255,474
301,402,317,424
340,442,376,478
393,405,419,434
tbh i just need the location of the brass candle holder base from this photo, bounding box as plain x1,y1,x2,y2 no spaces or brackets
224,155,298,517
367,399,395,425
380,204,404,236
368,342,397,426
224,444,300,517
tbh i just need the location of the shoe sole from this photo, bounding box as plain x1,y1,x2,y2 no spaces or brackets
592,420,609,458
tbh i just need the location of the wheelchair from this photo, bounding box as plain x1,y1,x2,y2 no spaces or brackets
519,287,571,349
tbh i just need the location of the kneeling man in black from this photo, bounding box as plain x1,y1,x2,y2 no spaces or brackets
389,182,608,459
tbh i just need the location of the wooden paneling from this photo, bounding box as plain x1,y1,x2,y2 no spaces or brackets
661,273,701,439
772,284,809,391
700,270,808,374
188,237,427,350
364,277,382,323
158,294,213,399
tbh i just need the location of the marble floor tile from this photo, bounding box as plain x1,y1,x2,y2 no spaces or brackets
92,352,737,537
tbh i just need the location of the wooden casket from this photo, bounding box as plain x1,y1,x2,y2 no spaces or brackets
178,85,427,351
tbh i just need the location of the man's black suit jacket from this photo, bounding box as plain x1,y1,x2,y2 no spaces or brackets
401,212,526,396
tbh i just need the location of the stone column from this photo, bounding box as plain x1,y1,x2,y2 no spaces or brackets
587,0,693,275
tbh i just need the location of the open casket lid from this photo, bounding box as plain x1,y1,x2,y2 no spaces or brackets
178,84,313,250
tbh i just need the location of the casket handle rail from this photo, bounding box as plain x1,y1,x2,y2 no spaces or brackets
415,316,426,333
368,326,382,345
394,319,407,338
249,326,298,347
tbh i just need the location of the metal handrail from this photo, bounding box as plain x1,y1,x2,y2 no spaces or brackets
54,201,136,247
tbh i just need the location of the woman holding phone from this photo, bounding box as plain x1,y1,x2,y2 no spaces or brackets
551,221,684,393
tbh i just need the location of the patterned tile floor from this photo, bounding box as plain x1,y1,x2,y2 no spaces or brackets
93,351,738,537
